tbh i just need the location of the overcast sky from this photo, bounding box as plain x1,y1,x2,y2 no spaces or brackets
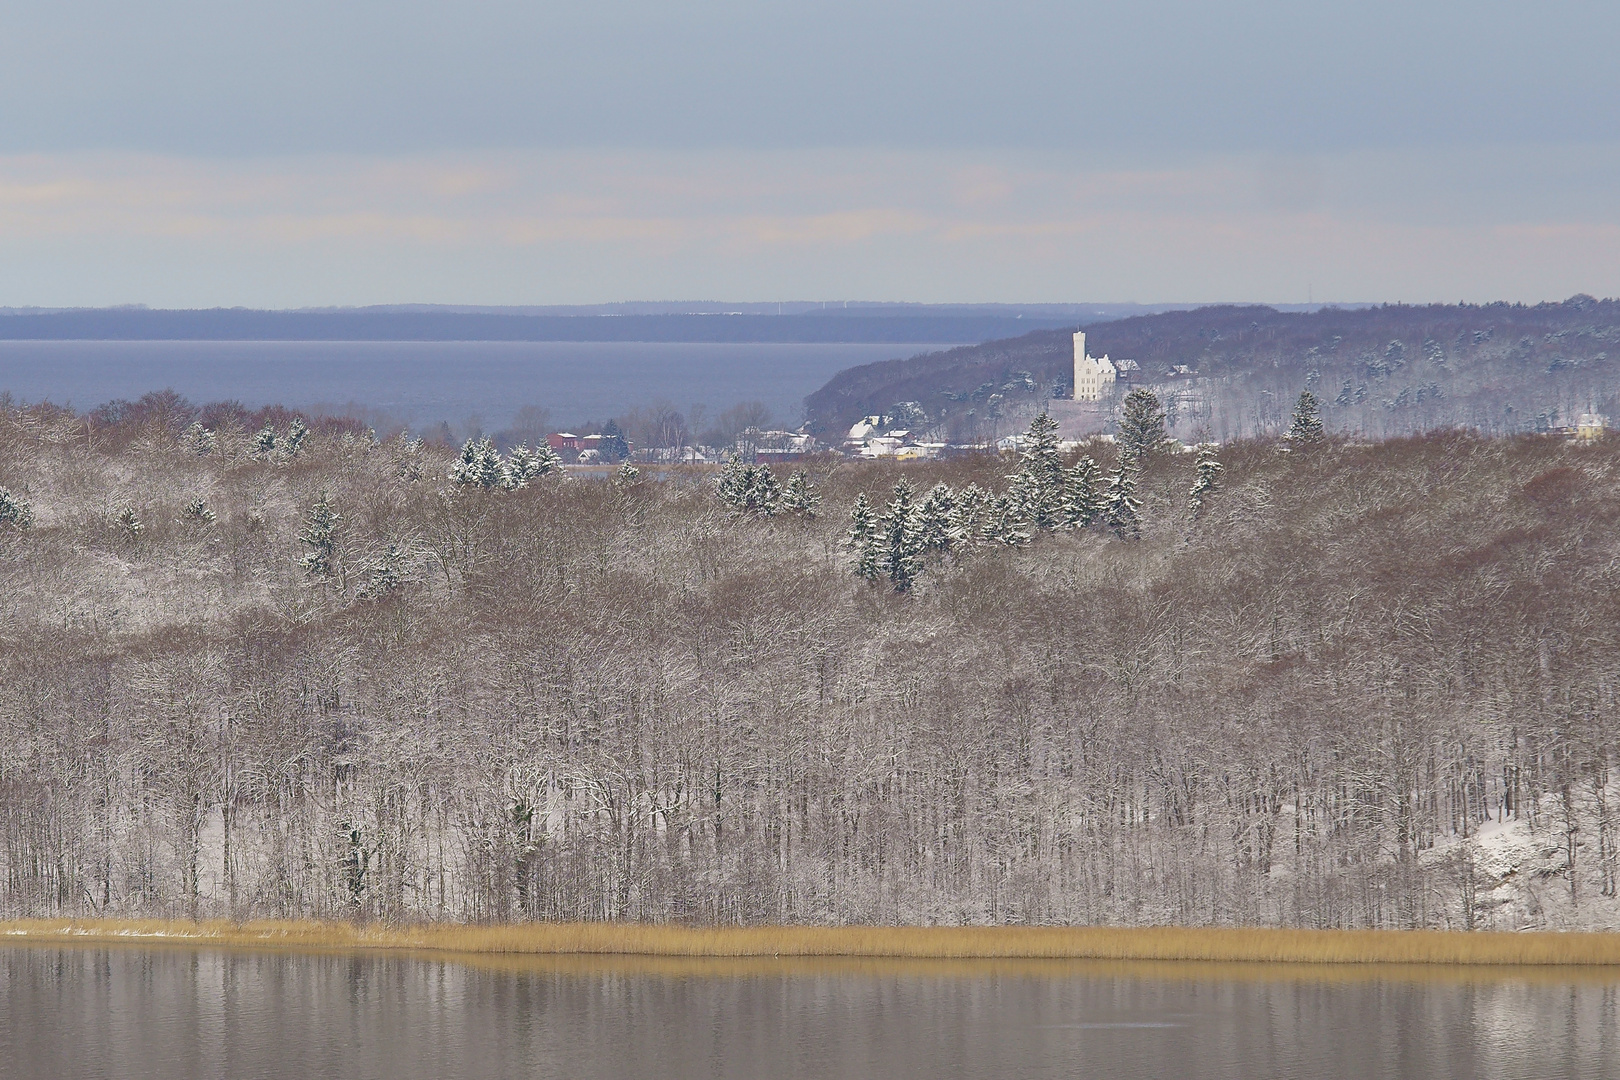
2,0,1617,306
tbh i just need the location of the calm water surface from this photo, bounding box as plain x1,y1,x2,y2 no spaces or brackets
2,948,1616,1080
0,340,938,430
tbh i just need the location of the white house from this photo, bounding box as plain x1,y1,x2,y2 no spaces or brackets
1072,331,1117,401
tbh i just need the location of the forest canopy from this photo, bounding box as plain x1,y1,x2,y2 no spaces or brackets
0,397,1617,931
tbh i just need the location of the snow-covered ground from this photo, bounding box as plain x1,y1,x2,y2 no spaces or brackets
1424,793,1620,931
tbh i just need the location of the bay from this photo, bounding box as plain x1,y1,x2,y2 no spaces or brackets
0,340,939,433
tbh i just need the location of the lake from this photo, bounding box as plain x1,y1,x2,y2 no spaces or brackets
2,948,1614,1080
0,340,941,433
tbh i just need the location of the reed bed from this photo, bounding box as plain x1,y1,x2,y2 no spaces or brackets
4,920,1618,967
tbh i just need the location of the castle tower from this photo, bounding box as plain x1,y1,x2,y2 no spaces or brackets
1073,330,1116,401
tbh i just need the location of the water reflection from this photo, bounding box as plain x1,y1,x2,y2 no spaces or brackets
1,947,1615,1079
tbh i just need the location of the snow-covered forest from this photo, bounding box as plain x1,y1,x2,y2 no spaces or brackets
1,391,1618,931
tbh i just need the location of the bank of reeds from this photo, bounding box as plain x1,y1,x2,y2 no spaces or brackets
4,920,1618,967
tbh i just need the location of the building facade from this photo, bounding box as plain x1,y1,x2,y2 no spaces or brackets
1072,331,1117,401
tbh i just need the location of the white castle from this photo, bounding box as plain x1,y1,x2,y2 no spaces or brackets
1072,330,1117,401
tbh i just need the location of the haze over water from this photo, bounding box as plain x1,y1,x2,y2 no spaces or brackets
3,948,1615,1080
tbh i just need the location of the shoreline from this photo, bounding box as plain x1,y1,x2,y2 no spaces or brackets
3,920,1618,967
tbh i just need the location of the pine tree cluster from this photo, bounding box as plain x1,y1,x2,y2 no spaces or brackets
449,437,564,490
844,407,1199,590
716,455,820,518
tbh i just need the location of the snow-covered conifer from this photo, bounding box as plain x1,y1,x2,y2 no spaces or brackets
0,487,33,530
949,483,990,546
115,505,142,539
297,492,341,582
503,444,536,488
880,478,925,592
1103,457,1142,540
450,437,505,489
984,493,1031,547
614,461,641,487
716,453,750,509
1188,445,1223,515
716,454,781,516
1287,391,1325,445
846,493,880,582
503,443,557,489
181,498,215,525
918,483,958,554
285,417,310,457
780,470,821,517
1062,456,1103,528
749,465,781,515
395,436,426,481
361,543,407,598
1011,411,1066,528
1118,388,1167,465
253,425,277,457
183,422,215,456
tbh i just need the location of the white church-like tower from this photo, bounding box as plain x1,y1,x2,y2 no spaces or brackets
1072,330,1116,401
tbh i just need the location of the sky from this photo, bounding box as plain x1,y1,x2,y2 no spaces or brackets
2,0,1617,307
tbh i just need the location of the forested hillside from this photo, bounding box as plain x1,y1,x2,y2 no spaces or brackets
806,297,1620,443
2,398,1618,931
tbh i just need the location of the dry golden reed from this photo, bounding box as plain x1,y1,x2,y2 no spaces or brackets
4,920,1618,968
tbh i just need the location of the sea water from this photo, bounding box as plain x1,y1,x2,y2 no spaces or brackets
0,340,937,433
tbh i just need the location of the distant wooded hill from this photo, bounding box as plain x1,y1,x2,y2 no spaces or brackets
804,298,1620,441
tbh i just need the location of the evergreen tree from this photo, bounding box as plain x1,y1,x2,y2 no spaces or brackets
1103,456,1142,540
599,420,630,462
716,453,750,510
253,425,277,457
1011,411,1067,528
298,492,341,582
880,479,925,592
779,470,822,517
361,543,407,598
1061,456,1103,528
917,483,958,555
1188,445,1223,515
716,454,783,516
1287,390,1325,445
503,442,561,488
503,444,539,488
450,437,505,489
984,493,1031,547
1118,388,1167,465
183,422,215,456
614,461,641,487
0,487,33,530
535,443,565,475
949,483,991,547
115,505,142,540
285,417,310,457
846,493,880,582
181,498,215,525
394,434,427,481
749,465,781,516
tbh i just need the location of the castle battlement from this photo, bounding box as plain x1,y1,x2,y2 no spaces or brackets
1072,330,1117,401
